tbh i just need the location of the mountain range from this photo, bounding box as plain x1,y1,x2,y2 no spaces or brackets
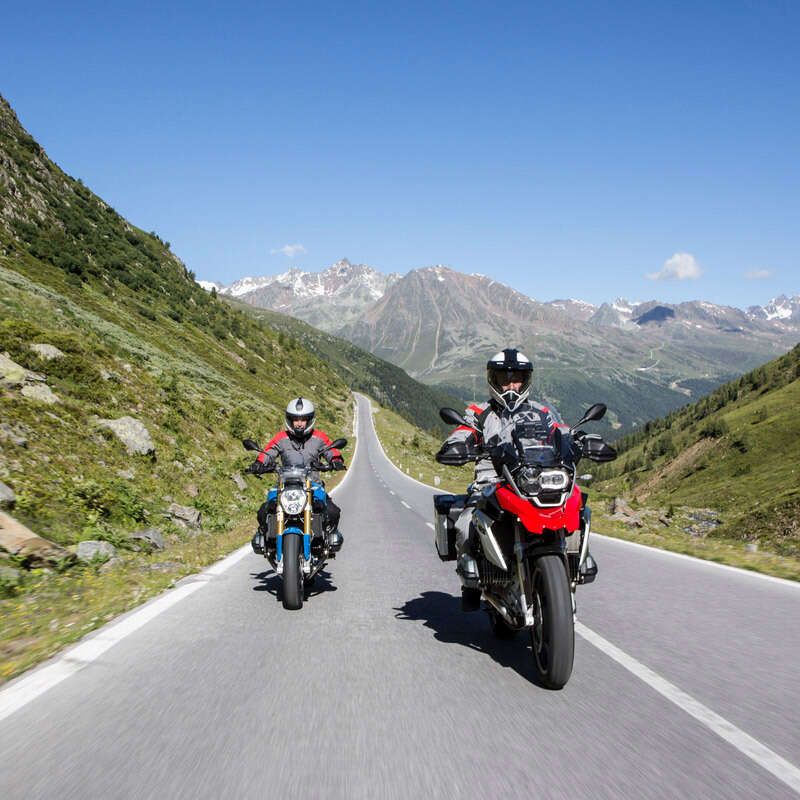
202,262,799,432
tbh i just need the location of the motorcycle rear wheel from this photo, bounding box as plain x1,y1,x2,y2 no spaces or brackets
282,535,304,611
529,554,574,689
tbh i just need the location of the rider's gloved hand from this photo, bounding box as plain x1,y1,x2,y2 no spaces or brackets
331,458,346,471
246,458,272,475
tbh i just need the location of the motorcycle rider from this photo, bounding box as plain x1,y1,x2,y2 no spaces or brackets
246,397,346,554
436,348,591,610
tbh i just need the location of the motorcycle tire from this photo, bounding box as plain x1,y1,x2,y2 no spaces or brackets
282,535,304,611
529,554,574,689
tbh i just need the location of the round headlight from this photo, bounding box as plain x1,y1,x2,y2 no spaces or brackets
280,488,307,515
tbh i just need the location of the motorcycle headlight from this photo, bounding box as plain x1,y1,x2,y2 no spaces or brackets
517,466,540,495
538,469,570,491
280,489,307,516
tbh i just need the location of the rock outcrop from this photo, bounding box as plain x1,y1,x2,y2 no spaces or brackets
76,540,117,562
0,481,15,510
29,343,65,360
0,511,74,567
96,416,155,456
166,503,202,532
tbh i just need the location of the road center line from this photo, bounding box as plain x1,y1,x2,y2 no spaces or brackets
576,622,800,795
426,522,435,530
401,501,411,509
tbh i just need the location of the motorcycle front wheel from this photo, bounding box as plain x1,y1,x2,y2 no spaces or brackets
529,554,574,689
282,535,304,611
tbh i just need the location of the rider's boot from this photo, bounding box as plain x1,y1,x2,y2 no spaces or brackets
251,527,265,555
327,527,344,553
579,551,598,583
457,552,481,611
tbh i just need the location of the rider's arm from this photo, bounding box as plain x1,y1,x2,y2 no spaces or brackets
257,431,288,465
312,430,343,463
435,405,484,465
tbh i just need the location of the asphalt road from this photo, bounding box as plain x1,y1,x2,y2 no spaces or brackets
1,393,798,799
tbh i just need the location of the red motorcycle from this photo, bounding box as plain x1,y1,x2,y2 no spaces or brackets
433,403,616,689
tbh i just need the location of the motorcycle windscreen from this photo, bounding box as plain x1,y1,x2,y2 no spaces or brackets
521,445,559,467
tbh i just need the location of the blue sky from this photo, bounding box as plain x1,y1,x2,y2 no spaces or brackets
1,1,798,307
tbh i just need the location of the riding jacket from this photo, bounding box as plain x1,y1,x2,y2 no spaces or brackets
436,400,565,487
256,430,343,481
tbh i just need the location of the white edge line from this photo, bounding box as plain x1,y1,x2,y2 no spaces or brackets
329,396,359,497
361,390,798,591
357,393,446,493
576,622,800,795
0,545,252,723
0,395,362,722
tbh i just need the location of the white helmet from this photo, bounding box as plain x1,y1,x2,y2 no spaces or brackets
487,349,532,412
285,397,316,440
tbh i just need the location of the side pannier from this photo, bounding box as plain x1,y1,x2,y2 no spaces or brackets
432,493,467,561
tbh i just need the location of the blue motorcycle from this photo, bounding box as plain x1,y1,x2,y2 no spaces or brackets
243,437,346,610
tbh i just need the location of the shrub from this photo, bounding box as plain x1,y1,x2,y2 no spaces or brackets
228,407,249,440
699,418,729,439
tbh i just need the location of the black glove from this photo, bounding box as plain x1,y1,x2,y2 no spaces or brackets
246,458,272,475
489,442,519,469
331,458,346,471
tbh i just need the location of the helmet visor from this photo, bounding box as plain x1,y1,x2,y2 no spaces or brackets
489,367,531,391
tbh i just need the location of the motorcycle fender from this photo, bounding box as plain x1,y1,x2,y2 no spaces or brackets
474,509,508,571
277,526,304,563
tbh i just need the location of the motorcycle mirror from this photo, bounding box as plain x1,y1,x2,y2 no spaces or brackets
576,403,607,427
242,438,262,452
324,438,347,451
440,407,468,427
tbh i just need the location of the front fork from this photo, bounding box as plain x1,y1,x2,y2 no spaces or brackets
514,532,536,627
276,484,315,576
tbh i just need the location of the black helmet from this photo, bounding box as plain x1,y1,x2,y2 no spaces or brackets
284,397,316,440
487,348,532,412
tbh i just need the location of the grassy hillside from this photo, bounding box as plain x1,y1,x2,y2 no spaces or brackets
226,301,460,435
369,400,471,493
592,344,800,572
0,95,353,679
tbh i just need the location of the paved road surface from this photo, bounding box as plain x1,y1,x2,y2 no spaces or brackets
1,393,798,799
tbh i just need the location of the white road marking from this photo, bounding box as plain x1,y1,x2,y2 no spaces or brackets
389,490,395,496
577,622,800,795
0,564,231,723
361,388,797,591
329,400,359,497
426,522,435,530
401,501,411,509
0,397,367,722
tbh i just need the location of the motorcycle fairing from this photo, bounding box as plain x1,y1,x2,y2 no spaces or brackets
495,484,581,534
473,509,508,570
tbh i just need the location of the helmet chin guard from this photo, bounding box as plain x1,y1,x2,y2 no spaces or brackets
487,348,532,413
